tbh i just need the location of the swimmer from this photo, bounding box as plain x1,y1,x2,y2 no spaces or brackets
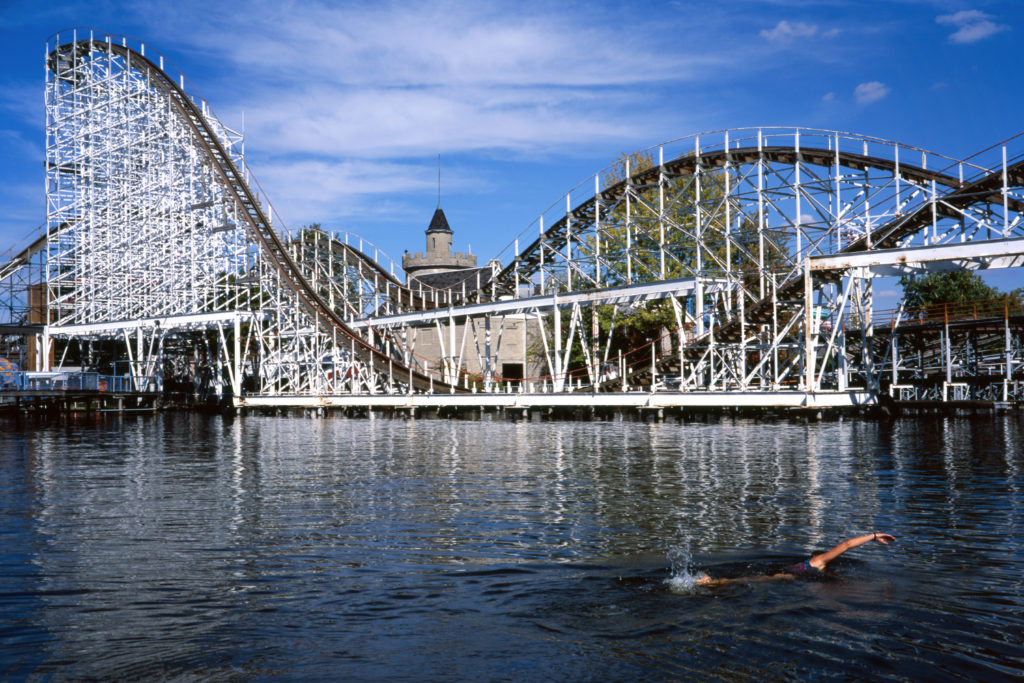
696,532,896,587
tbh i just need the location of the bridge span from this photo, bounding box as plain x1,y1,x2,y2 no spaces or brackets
1,29,1023,413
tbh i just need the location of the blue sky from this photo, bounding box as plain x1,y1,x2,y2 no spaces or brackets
1,0,1021,302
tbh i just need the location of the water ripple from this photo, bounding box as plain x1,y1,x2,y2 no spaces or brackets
1,413,1022,679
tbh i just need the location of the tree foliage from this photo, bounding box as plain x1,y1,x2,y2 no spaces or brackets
574,150,787,360
898,271,1019,310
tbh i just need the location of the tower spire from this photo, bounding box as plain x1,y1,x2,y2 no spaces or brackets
437,153,441,209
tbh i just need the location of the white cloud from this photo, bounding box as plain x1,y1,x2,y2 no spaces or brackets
234,86,633,160
0,128,42,163
936,10,1009,44
760,20,820,43
0,83,40,124
822,91,835,103
759,21,839,44
251,158,448,229
189,2,718,88
161,1,722,164
854,81,889,105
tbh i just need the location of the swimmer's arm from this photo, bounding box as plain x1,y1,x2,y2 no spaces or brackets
809,532,895,570
696,573,795,587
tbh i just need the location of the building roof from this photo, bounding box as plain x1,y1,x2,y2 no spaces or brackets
411,266,493,292
426,207,452,233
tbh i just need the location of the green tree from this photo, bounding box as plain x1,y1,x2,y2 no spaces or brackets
576,150,787,361
899,271,1019,310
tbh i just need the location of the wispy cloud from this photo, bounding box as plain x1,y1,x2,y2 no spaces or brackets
159,1,727,164
0,128,42,165
253,158,457,229
760,20,839,43
854,81,889,105
251,156,487,219
212,4,707,88
936,10,1009,44
234,86,634,160
0,83,40,125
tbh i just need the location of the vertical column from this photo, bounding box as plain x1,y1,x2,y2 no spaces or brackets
514,238,520,297
944,308,952,387
694,137,704,336
1002,145,1010,237
757,129,765,299
449,312,456,386
522,312,528,392
658,146,666,280
233,314,241,398
594,175,602,287
863,270,875,392
803,259,815,392
137,326,144,391
890,332,898,389
739,285,746,388
650,338,657,391
553,293,562,391
1006,299,1013,382
930,179,937,245
484,315,492,390
795,130,803,258
625,158,632,284
539,217,545,296
1005,298,1012,401
771,272,779,389
724,136,733,311
591,305,600,391
565,193,573,292
834,133,842,252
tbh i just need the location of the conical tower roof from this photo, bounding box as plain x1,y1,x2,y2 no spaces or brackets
426,207,452,233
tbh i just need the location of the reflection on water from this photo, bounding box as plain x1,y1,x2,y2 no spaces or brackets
1,413,1023,679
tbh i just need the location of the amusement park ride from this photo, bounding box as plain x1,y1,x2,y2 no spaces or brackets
1,29,1022,413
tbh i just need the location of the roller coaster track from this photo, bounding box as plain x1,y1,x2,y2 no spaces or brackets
489,147,967,295
20,31,1022,403
254,146,999,317
288,229,484,315
740,156,1024,328
593,148,1024,385
622,154,1024,389
48,37,459,393
0,232,47,286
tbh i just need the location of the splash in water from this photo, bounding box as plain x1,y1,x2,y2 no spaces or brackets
664,542,703,592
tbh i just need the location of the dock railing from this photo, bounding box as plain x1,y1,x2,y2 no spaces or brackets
0,371,159,393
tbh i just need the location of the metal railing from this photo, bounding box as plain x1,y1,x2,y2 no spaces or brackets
0,371,159,393
871,295,1024,330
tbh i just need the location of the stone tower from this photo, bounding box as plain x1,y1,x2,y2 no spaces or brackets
401,207,477,280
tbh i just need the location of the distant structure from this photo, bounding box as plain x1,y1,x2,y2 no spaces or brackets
401,207,485,289
400,207,540,386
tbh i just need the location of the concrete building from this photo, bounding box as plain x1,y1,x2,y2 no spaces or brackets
401,208,543,387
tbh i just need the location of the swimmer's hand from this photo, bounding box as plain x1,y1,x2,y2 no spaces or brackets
873,533,896,545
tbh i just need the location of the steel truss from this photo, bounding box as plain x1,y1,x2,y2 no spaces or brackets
0,30,1021,407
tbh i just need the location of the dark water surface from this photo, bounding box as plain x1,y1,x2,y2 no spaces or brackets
2,412,1023,680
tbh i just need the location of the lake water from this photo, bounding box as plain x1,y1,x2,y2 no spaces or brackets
2,411,1023,680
